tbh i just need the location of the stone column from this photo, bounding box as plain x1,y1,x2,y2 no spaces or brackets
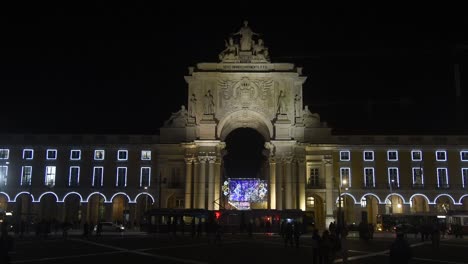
324,156,335,228
269,158,276,209
214,159,221,210
193,160,200,209
276,161,283,210
207,156,216,210
284,157,293,209
184,158,193,209
198,156,207,209
297,159,306,211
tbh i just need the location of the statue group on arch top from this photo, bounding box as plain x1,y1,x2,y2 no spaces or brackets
219,20,270,63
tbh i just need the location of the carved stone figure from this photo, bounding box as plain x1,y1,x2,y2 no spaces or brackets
303,105,321,127
164,105,188,127
294,94,302,118
219,37,239,61
233,20,259,51
204,90,215,115
189,93,197,117
252,39,269,60
276,90,287,114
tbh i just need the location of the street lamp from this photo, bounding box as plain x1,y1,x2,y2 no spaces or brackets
337,178,348,231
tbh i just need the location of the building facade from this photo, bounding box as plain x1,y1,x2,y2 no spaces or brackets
1,23,467,231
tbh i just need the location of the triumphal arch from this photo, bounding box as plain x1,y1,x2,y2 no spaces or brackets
159,21,333,228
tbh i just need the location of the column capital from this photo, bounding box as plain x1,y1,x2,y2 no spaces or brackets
269,157,276,164
184,157,195,163
323,155,332,165
198,156,209,163
207,156,217,163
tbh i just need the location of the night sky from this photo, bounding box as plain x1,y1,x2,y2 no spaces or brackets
1,4,467,135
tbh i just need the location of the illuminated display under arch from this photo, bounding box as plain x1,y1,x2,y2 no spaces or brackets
222,178,268,203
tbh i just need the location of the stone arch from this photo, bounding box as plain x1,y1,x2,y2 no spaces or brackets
217,110,273,141
434,194,455,214
460,195,468,211
63,192,82,224
38,192,59,221
87,192,106,224
336,193,358,204
13,193,33,223
360,193,380,224
409,194,430,214
0,193,8,212
134,192,155,226
110,193,131,224
384,193,405,214
13,192,34,203
305,194,324,231
0,192,11,203
36,191,60,203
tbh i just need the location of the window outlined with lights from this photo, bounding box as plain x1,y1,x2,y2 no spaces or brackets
0,149,9,159
364,167,375,187
46,149,57,160
141,150,151,160
436,150,447,161
140,167,151,187
69,166,80,187
363,151,374,161
340,167,351,187
437,168,449,188
387,150,398,161
462,168,468,189
460,151,468,161
0,166,7,186
412,167,424,187
116,167,127,187
117,150,128,161
388,167,399,188
23,149,34,160
94,150,105,160
340,151,350,161
21,166,32,186
70,150,81,160
411,150,422,161
45,166,56,187
92,166,104,187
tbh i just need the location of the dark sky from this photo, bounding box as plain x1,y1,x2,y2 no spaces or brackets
1,3,468,135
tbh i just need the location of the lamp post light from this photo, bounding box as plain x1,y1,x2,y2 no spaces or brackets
337,178,348,231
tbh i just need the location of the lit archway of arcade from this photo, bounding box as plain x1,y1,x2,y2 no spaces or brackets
87,194,106,224
136,194,154,228
222,128,267,210
385,195,404,215
410,195,430,214
39,194,58,221
306,194,324,230
112,194,130,225
435,196,454,215
63,194,81,226
336,194,356,225
462,196,468,211
360,195,379,225
0,194,8,211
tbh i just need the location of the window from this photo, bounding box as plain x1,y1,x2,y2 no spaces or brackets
306,197,315,208
93,167,104,187
0,149,9,159
46,149,57,160
411,150,422,161
364,167,375,187
94,150,105,160
21,166,32,186
340,167,351,187
70,150,81,160
69,166,80,187
387,150,398,161
388,167,399,188
363,151,374,161
307,168,320,188
412,167,424,187
45,166,56,187
140,167,151,187
170,167,182,188
175,199,184,208
0,166,7,186
462,168,468,188
23,149,34,160
116,167,127,187
340,151,350,161
141,150,151,160
436,151,447,161
117,150,128,161
461,151,468,161
437,168,449,188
